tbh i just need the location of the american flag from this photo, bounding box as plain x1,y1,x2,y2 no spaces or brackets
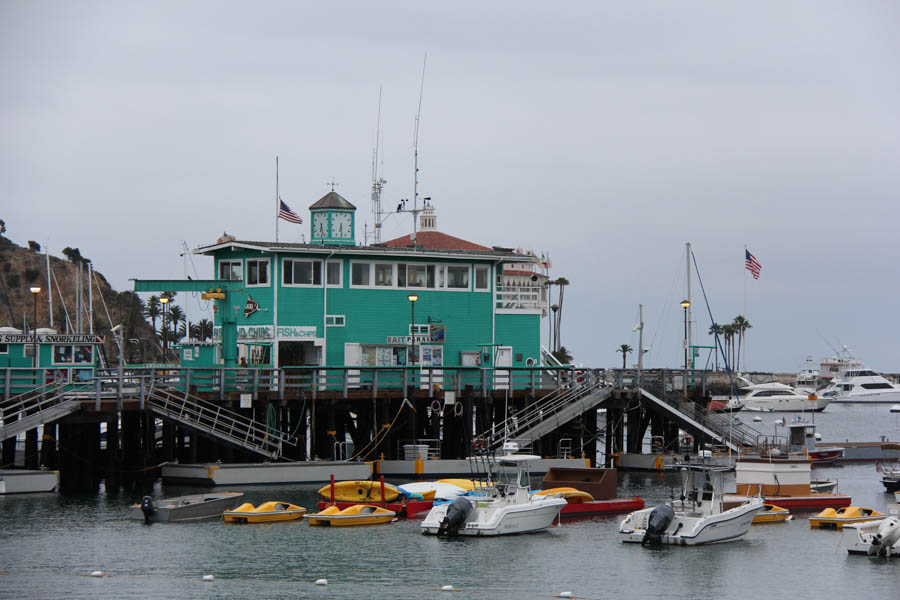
745,249,761,280
278,199,303,224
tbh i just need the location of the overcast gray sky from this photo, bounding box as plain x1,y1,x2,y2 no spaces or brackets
2,1,898,373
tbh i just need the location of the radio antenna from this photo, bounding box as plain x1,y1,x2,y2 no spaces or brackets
411,52,427,245
370,86,387,244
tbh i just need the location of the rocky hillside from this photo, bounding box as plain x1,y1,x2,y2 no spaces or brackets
0,234,157,362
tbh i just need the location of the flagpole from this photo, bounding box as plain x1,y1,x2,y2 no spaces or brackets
275,156,280,243
743,244,748,373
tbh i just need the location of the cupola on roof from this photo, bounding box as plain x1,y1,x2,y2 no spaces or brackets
309,191,356,211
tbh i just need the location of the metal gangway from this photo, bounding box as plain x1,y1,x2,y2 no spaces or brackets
0,381,87,441
143,379,297,460
0,373,297,461
481,374,613,451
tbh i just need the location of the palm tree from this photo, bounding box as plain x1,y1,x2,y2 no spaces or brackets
168,305,185,344
551,346,573,365
721,324,735,371
191,318,213,341
616,344,633,369
733,315,751,372
144,295,161,333
708,323,721,371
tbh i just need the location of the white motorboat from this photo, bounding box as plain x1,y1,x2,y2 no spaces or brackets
818,367,900,404
128,492,245,523
737,380,831,412
618,468,763,546
844,505,900,557
420,453,566,537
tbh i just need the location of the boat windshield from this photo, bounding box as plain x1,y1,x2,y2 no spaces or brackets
494,463,529,487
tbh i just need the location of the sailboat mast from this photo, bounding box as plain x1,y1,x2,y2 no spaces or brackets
45,245,52,329
686,242,692,368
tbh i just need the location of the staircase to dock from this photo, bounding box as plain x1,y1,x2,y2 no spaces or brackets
144,381,297,460
482,376,613,451
1,376,297,461
0,383,86,441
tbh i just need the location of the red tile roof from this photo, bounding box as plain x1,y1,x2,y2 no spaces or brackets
382,231,491,252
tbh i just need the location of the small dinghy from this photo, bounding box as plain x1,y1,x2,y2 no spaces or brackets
223,502,306,523
752,504,791,524
129,492,244,523
809,506,885,529
306,504,396,526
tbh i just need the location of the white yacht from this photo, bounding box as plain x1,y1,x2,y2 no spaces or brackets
618,468,763,546
818,367,900,403
420,453,566,537
738,380,831,412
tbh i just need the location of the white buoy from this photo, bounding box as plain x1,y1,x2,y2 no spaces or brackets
202,574,215,582
315,579,328,586
752,416,762,423
90,571,104,578
441,584,454,591
890,404,900,413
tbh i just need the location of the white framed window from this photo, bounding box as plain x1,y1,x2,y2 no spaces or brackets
0,343,7,354
475,265,490,291
374,263,393,287
52,345,93,365
246,258,270,287
405,264,435,288
326,315,345,327
218,260,242,281
326,261,342,287
350,262,371,286
446,265,470,289
283,259,322,286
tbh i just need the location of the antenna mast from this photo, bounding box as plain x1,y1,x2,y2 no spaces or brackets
411,53,426,244
370,87,387,244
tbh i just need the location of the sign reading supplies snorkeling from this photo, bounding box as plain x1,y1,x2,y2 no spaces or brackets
0,334,104,344
213,326,316,341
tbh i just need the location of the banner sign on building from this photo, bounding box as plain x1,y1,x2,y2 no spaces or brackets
0,334,104,344
214,325,317,341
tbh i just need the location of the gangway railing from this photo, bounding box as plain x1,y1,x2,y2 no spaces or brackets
480,371,612,451
144,380,296,461
0,381,95,441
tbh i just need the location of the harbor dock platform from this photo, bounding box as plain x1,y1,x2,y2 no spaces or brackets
161,460,372,486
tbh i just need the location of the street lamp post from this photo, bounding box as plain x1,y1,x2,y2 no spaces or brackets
408,294,418,366
30,286,41,369
680,299,690,398
160,296,169,361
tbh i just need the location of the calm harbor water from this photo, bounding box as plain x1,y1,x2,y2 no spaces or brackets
1,403,897,599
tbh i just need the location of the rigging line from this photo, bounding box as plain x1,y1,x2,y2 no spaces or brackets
690,250,738,397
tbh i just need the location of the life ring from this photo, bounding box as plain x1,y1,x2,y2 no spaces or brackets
453,401,464,417
430,399,442,414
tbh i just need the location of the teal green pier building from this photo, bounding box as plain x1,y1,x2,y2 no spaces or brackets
188,192,547,373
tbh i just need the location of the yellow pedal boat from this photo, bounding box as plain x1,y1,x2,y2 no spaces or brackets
534,487,595,504
753,504,791,524
306,504,396,526
809,506,885,529
317,480,402,503
223,502,307,523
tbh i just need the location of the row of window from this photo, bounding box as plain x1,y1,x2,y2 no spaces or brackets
218,258,491,291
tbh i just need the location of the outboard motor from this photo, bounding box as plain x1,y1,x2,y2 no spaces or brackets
140,496,155,524
868,517,900,557
641,504,674,546
437,497,473,538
